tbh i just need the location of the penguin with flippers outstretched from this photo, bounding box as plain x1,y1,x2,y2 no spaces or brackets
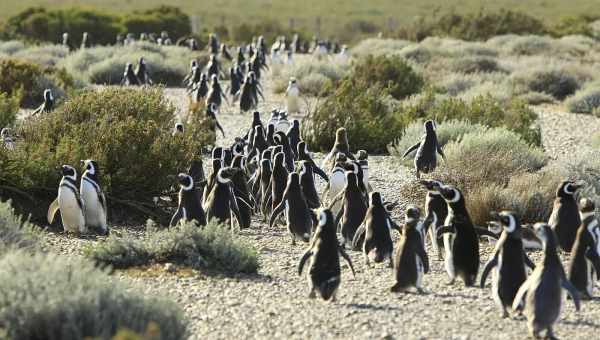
402,120,445,179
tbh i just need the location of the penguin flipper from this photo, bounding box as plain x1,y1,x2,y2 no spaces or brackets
524,253,536,271
512,278,531,311
388,217,402,234
269,199,286,229
47,198,60,224
474,226,500,239
339,246,356,277
417,242,430,274
170,208,184,227
585,248,600,279
298,249,312,276
312,164,329,182
480,255,498,288
351,224,366,251
436,225,455,239
561,278,581,311
402,142,421,159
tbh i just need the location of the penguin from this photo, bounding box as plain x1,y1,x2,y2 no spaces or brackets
296,141,328,181
121,63,139,86
267,110,279,128
419,179,448,260
238,72,259,113
358,191,400,266
298,209,356,301
206,74,228,112
220,43,233,61
231,155,253,229
135,57,152,85
202,158,222,207
206,54,221,79
269,152,289,219
1,128,15,150
269,172,313,244
81,32,90,49
286,119,301,157
391,205,430,293
567,198,600,299
173,122,184,136
329,171,368,247
170,173,207,227
285,78,300,114
480,211,536,317
80,160,108,235
236,46,246,73
205,103,226,138
266,123,276,146
208,33,219,54
248,125,268,161
298,160,321,209
47,165,86,234
259,158,273,220
31,89,54,115
159,31,172,45
229,66,242,99
188,158,206,186
204,167,242,229
356,150,371,192
273,131,295,171
325,153,348,207
402,120,445,179
512,223,581,340
191,73,209,103
549,180,583,252
61,32,73,51
184,60,200,90
275,110,291,133
322,127,355,172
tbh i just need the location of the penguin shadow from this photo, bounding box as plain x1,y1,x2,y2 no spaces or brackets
561,318,600,329
345,302,403,312
430,291,478,300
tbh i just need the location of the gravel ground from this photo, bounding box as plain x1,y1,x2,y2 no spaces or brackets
42,66,600,339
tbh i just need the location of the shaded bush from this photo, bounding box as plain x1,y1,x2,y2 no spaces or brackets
1,87,214,223
0,91,20,127
450,56,503,74
85,220,259,274
351,55,424,100
122,6,191,39
0,58,74,107
512,67,581,100
566,87,600,114
557,150,600,210
0,200,40,255
0,251,188,340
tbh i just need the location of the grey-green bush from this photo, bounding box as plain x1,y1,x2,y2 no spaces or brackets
0,91,19,127
85,220,259,274
12,44,70,66
0,200,39,255
512,67,581,100
271,57,349,97
566,87,600,114
450,56,503,74
0,252,188,340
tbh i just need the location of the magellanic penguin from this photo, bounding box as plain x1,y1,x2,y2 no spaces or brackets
170,173,207,227
206,74,228,112
48,165,86,234
32,89,54,115
204,167,242,229
231,156,253,230
273,131,295,171
286,119,301,157
480,211,536,317
269,152,290,221
121,63,139,86
322,127,355,172
357,192,401,266
80,160,108,235
1,128,15,150
259,158,273,220
298,209,356,301
228,65,242,99
325,153,348,210
296,141,328,182
191,73,209,103
275,110,291,133
567,198,600,299
391,205,430,293
285,78,300,114
512,223,581,340
269,172,314,244
356,150,371,192
419,179,448,260
298,160,321,209
402,120,445,179
206,54,222,79
202,158,222,208
549,180,583,252
330,171,368,247
135,57,152,85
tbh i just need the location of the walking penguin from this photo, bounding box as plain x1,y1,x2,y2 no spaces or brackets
402,120,445,179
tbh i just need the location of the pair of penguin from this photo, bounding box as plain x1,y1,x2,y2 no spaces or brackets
121,57,152,86
47,160,108,235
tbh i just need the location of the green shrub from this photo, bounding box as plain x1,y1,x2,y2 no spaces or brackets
512,67,581,100
351,55,424,100
566,87,600,114
271,57,349,97
450,56,503,74
1,87,214,223
0,91,20,127
12,44,70,66
303,79,403,153
557,150,600,210
0,58,74,107
0,251,188,340
122,6,191,38
0,40,25,55
85,220,259,274
350,38,412,57
0,200,39,255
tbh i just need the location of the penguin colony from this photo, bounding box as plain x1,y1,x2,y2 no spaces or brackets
2,31,594,339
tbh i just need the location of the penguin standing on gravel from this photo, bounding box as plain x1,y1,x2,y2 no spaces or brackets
269,173,314,244
402,120,445,179
191,73,209,104
549,180,583,252
183,60,199,89
296,141,328,182
121,63,139,86
170,173,206,227
356,150,371,192
286,119,301,157
231,156,253,229
357,191,401,265
228,66,243,99
480,211,536,317
206,75,228,112
285,78,300,114
237,72,259,113
273,132,295,171
391,205,430,293
270,153,290,217
80,160,108,235
419,180,447,260
322,128,355,171
202,158,222,207
206,54,222,79
298,209,356,302
32,89,54,115
298,160,321,209
47,165,86,234
512,223,581,340
329,171,368,247
204,167,242,229
567,198,600,299
220,44,233,61
325,153,348,208
259,158,273,219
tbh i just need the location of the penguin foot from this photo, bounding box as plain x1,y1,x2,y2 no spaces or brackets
446,279,455,286
308,289,316,299
500,309,509,319
416,287,425,295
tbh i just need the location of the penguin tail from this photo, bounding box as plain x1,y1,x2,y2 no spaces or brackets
369,249,384,263
390,283,403,293
319,277,340,300
302,233,310,242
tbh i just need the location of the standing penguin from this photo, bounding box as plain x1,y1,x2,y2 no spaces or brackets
183,59,199,88
322,128,355,172
296,141,328,182
238,72,259,113
330,171,368,247
269,152,289,219
269,173,314,244
391,205,430,293
402,120,445,179
206,74,228,112
31,89,54,115
259,158,273,220
135,57,152,85
47,165,86,234
298,160,321,209
273,131,295,171
358,191,400,265
298,209,356,301
286,120,301,157
228,66,242,99
231,156,253,230
202,158,222,207
512,223,581,339
356,150,371,192
285,78,300,114
204,167,242,229
480,211,535,317
419,179,448,260
1,128,15,150
549,180,583,252
121,63,139,86
80,160,108,235
567,198,600,299
170,173,207,227
220,44,233,61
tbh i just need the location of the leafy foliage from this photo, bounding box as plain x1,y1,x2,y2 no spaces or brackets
351,55,424,100
0,91,20,127
0,200,40,255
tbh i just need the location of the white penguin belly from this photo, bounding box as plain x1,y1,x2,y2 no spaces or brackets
586,259,593,296
81,181,106,229
492,257,502,307
58,188,85,233
286,95,300,114
443,233,455,279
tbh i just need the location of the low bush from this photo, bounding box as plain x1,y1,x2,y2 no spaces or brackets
0,40,26,55
85,220,259,275
351,55,424,100
0,200,39,255
0,91,20,127
450,56,503,74
12,44,70,66
511,67,581,100
0,251,188,340
557,150,600,209
271,57,349,97
566,87,600,114
350,38,412,57
1,87,214,223
121,6,191,39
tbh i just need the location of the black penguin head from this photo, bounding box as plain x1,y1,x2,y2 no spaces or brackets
139,57,146,66
274,131,288,146
177,173,194,191
533,223,556,249
270,110,279,120
216,167,236,183
174,122,184,134
211,158,222,172
253,111,261,122
126,63,134,71
579,198,596,218
232,155,245,169
267,124,275,136
211,74,218,84
369,191,383,206
424,120,436,133
418,179,443,194
490,211,519,234
260,158,271,171
287,172,301,187
291,119,300,129
297,141,307,155
212,147,223,161
44,89,53,101
357,150,368,161
345,171,358,188
200,73,207,82
61,165,77,180
404,205,422,231
335,128,348,144
190,59,198,69
261,148,272,161
438,184,462,204
274,152,285,167
335,152,347,164
557,180,582,198
289,77,297,85
317,209,336,234
81,159,99,176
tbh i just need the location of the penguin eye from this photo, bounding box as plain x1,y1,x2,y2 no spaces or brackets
318,211,327,226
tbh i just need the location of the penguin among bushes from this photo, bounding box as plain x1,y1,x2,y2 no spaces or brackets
48,165,86,234
402,120,445,179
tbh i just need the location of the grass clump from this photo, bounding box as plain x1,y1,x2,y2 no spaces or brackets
450,56,503,74
0,200,39,255
0,91,20,127
271,57,349,97
566,87,600,114
351,55,424,100
0,251,188,340
85,220,259,275
512,67,581,100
